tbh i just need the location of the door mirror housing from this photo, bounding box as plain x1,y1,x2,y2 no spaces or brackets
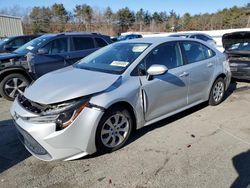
37,48,48,55
3,44,12,51
147,64,168,76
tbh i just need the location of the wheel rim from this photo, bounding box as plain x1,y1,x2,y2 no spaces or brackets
213,81,224,103
4,78,28,99
101,113,130,148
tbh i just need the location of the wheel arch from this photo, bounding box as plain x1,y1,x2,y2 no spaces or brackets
0,68,33,83
105,101,137,132
207,73,227,100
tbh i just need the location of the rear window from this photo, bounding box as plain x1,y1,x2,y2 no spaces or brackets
95,38,108,47
227,42,250,51
72,37,95,51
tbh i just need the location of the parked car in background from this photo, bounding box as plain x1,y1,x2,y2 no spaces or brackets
169,33,216,47
0,35,40,53
0,32,112,101
112,34,143,42
11,37,231,161
223,31,250,81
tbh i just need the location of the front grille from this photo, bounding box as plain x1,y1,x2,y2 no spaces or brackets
18,95,47,114
14,121,51,159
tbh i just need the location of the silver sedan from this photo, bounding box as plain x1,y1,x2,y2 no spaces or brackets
11,37,231,161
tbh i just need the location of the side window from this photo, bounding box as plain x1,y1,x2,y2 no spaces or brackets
72,37,95,51
95,37,108,47
200,44,216,59
43,38,68,55
145,42,183,70
182,42,215,63
133,42,183,76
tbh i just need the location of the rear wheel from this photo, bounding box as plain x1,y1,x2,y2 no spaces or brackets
209,77,225,106
96,106,133,153
0,73,30,101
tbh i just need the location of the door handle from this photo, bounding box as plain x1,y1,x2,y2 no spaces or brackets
179,72,189,77
207,63,213,68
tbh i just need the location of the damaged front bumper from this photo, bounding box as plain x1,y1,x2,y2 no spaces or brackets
10,98,104,161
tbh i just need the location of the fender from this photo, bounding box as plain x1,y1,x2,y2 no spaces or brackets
0,66,34,82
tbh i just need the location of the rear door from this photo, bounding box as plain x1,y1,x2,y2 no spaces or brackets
180,41,216,104
32,36,70,77
68,36,98,64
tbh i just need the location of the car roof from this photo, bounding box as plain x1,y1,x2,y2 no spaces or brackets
46,32,106,36
170,33,189,36
170,32,212,37
118,37,198,45
6,34,40,39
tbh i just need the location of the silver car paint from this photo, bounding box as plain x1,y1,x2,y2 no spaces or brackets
11,37,231,161
24,66,120,104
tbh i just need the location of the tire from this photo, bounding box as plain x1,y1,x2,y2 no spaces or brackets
209,77,226,106
95,106,133,153
0,73,30,101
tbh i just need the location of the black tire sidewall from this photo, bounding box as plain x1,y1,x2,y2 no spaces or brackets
209,78,226,106
95,106,133,153
0,73,30,101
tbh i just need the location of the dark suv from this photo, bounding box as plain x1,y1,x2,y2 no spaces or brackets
0,32,112,100
0,35,39,53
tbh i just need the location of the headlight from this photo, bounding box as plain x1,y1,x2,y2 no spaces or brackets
27,98,89,130
55,101,89,130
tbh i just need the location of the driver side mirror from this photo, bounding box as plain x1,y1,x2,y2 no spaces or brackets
37,48,48,55
147,64,168,80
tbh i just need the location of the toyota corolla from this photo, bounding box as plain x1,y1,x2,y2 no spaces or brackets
11,37,231,161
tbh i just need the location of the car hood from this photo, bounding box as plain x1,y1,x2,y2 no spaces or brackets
24,66,121,104
222,31,250,50
0,52,24,61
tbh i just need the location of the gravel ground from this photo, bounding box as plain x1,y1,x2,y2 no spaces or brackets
0,81,250,188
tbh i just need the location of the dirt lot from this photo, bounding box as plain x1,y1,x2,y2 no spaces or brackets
0,81,250,188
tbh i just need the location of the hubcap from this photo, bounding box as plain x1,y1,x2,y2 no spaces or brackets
101,113,130,148
4,78,28,99
213,81,224,103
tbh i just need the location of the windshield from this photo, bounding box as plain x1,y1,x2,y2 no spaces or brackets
74,43,150,74
227,42,250,51
14,35,50,54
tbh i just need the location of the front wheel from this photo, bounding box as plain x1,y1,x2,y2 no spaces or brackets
0,73,30,101
95,106,133,153
209,77,226,106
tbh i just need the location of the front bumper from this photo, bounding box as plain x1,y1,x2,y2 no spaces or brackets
10,98,104,161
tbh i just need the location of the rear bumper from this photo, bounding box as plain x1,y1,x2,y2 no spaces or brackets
230,65,250,80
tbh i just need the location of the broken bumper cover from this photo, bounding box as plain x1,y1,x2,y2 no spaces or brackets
10,98,104,161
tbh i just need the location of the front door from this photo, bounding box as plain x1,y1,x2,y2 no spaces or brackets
139,42,189,122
